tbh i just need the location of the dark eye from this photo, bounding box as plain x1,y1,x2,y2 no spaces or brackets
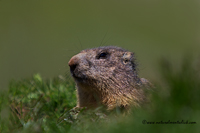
97,52,107,59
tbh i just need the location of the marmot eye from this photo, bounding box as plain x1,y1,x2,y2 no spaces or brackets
97,52,107,59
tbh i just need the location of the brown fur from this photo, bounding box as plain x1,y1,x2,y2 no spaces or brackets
68,46,149,110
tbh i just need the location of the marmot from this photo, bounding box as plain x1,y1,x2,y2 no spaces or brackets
68,46,150,110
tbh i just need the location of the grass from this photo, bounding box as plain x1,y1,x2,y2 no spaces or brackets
0,57,200,133
1,74,77,132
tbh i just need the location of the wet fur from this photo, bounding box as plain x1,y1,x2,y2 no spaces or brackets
69,46,149,110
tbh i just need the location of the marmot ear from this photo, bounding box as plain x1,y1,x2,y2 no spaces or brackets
122,52,135,63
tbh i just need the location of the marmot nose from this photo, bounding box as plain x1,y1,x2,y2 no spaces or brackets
68,56,79,73
68,53,85,73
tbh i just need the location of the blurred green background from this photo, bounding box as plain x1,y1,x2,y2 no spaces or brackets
1,0,200,89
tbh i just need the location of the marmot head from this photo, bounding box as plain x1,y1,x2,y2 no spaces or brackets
68,46,147,110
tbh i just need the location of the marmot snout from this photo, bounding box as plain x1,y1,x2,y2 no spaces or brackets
68,46,149,110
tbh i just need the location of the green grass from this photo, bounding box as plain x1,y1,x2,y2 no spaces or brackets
0,74,77,132
1,57,200,133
